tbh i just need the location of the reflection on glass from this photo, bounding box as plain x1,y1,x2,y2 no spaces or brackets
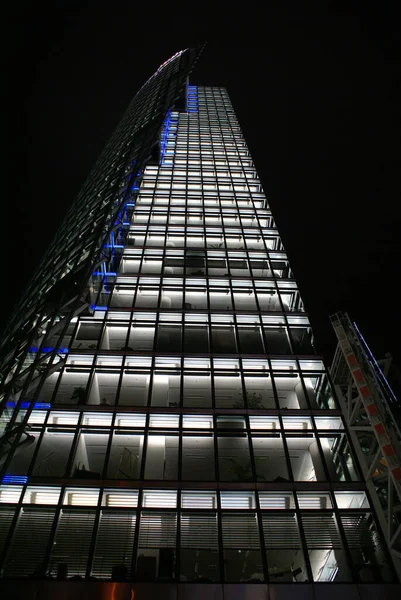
71,432,109,479
302,513,352,581
182,436,215,480
33,430,75,477
183,373,212,407
243,376,275,408
106,432,144,479
211,326,237,353
320,435,359,482
215,375,242,408
218,434,252,481
252,435,290,482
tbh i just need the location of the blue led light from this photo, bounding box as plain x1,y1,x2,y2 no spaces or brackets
29,347,68,353
91,305,108,311
187,86,198,112
6,401,51,410
160,109,173,165
2,475,28,484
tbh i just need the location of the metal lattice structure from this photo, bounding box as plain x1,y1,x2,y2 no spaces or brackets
331,311,401,578
0,48,201,433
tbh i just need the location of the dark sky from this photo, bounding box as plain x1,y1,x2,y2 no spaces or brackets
4,4,401,375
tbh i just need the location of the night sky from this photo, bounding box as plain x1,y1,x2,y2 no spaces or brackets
4,5,401,378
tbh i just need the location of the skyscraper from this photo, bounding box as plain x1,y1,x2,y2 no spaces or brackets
0,49,399,598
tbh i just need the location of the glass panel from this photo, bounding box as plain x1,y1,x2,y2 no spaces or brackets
185,289,208,310
286,435,326,481
262,513,307,582
334,492,369,509
137,512,176,581
71,432,109,479
180,512,220,582
259,492,295,509
238,327,264,353
290,327,315,354
264,327,291,354
151,373,181,408
214,374,242,408
273,374,308,409
316,377,337,409
181,491,217,509
88,372,119,406
127,326,155,351
0,486,23,503
233,291,257,311
184,325,209,353
218,434,252,482
102,489,138,507
340,513,395,582
54,371,91,405
3,431,40,476
209,291,232,311
182,436,215,480
302,512,352,582
105,326,128,350
118,372,150,406
142,490,177,508
156,325,182,352
297,492,332,509
252,434,290,482
33,430,75,477
320,435,359,481
243,375,275,408
211,326,237,353
222,513,263,582
106,432,144,479
220,491,255,509
183,374,212,408
144,435,178,480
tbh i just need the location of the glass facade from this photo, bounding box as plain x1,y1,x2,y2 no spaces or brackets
0,55,397,589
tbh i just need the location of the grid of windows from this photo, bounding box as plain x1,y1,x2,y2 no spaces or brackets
0,486,393,583
0,411,359,483
0,83,396,585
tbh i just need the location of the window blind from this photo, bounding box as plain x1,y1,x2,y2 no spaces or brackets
180,512,218,549
138,511,177,548
92,510,137,578
221,513,260,549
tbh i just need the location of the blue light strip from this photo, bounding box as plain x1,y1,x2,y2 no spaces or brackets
160,110,172,165
187,85,198,112
28,347,69,353
2,475,28,484
6,402,51,410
